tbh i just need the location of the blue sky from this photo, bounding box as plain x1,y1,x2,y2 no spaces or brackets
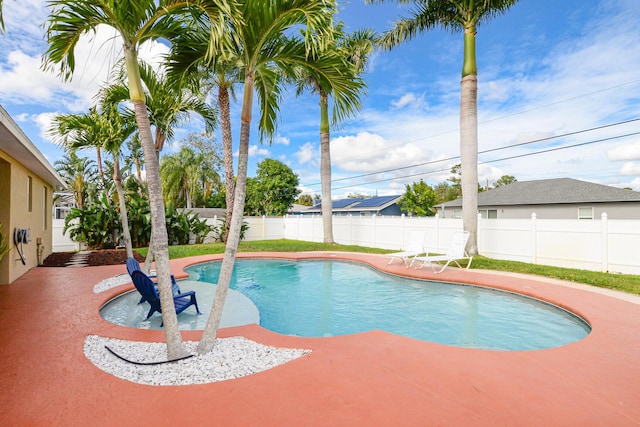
1,0,640,199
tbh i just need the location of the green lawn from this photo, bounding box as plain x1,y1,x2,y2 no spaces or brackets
136,239,640,296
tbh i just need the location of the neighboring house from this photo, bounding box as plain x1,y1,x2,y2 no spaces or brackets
0,105,65,284
435,178,640,220
302,195,404,216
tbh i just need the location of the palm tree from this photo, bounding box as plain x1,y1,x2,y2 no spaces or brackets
103,60,217,269
160,145,220,209
368,0,519,255
43,0,231,359
202,63,242,242
50,105,137,259
0,0,5,34
169,0,337,354
292,24,375,243
53,152,98,209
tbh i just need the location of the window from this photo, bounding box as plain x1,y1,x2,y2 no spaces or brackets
578,207,593,220
27,176,33,212
43,187,48,230
479,209,498,219
453,209,462,219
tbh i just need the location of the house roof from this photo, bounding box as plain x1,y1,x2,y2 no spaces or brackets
437,178,640,208
307,195,402,213
0,105,65,189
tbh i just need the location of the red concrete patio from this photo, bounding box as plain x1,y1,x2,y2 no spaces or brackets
1,252,639,426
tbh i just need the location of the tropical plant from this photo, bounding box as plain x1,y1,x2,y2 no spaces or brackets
53,152,98,209
369,0,520,255
43,0,231,359
51,104,138,258
400,179,438,216
160,133,222,209
214,217,248,243
64,193,120,249
296,194,315,206
168,0,337,354
291,23,374,243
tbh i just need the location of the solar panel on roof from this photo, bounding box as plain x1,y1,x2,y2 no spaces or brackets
353,195,399,208
332,198,363,208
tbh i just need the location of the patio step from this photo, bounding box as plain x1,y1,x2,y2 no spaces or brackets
65,251,92,268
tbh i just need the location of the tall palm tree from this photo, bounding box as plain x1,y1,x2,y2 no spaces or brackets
43,0,231,359
50,105,137,259
202,63,242,242
103,60,218,269
368,0,519,255
292,24,375,243
169,0,337,354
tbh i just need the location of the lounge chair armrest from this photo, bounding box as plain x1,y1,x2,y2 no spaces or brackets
174,290,196,299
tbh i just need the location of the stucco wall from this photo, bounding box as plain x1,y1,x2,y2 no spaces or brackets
0,149,54,284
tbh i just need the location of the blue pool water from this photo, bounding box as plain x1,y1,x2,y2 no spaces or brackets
185,259,591,351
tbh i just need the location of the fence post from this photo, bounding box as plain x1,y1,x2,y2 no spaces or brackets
601,212,608,273
531,213,537,264
434,213,440,252
477,212,483,255
372,214,377,247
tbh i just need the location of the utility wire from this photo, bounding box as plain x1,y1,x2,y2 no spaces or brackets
327,131,640,191
303,117,640,188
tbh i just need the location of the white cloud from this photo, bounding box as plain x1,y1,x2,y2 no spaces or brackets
294,142,316,165
390,92,426,109
619,162,640,176
274,135,290,145
608,140,640,161
248,145,269,157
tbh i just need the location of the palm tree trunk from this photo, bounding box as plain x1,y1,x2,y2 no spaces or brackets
460,74,478,256
220,86,234,242
125,46,186,359
460,28,479,256
96,147,105,187
198,74,253,355
113,157,134,259
319,93,334,243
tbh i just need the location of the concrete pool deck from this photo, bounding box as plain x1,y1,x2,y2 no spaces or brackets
1,251,639,426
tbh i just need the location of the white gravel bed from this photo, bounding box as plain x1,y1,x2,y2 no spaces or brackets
93,274,132,293
84,335,311,385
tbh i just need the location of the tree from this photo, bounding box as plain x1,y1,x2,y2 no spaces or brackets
51,105,138,259
245,159,300,216
168,0,337,354
369,0,520,255
400,179,437,216
160,133,222,209
494,175,517,188
53,152,98,210
297,194,314,206
292,24,374,243
44,0,230,359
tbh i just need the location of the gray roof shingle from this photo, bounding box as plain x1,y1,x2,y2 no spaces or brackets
438,178,640,208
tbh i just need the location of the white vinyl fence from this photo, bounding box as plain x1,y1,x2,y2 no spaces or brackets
53,212,640,275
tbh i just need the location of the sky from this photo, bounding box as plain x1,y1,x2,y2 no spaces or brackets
1,0,640,199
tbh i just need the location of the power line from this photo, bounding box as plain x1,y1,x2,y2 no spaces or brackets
303,117,640,188
327,130,640,192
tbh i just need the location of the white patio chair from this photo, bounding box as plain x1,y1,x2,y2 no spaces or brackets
384,231,426,266
413,231,473,273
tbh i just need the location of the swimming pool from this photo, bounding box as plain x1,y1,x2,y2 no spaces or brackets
186,259,591,351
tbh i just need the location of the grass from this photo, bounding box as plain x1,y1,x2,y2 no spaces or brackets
136,239,640,296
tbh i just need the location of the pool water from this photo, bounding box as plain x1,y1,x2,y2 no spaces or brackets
186,259,591,351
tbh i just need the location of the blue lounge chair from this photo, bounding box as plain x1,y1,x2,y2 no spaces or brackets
130,270,201,324
126,257,180,304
